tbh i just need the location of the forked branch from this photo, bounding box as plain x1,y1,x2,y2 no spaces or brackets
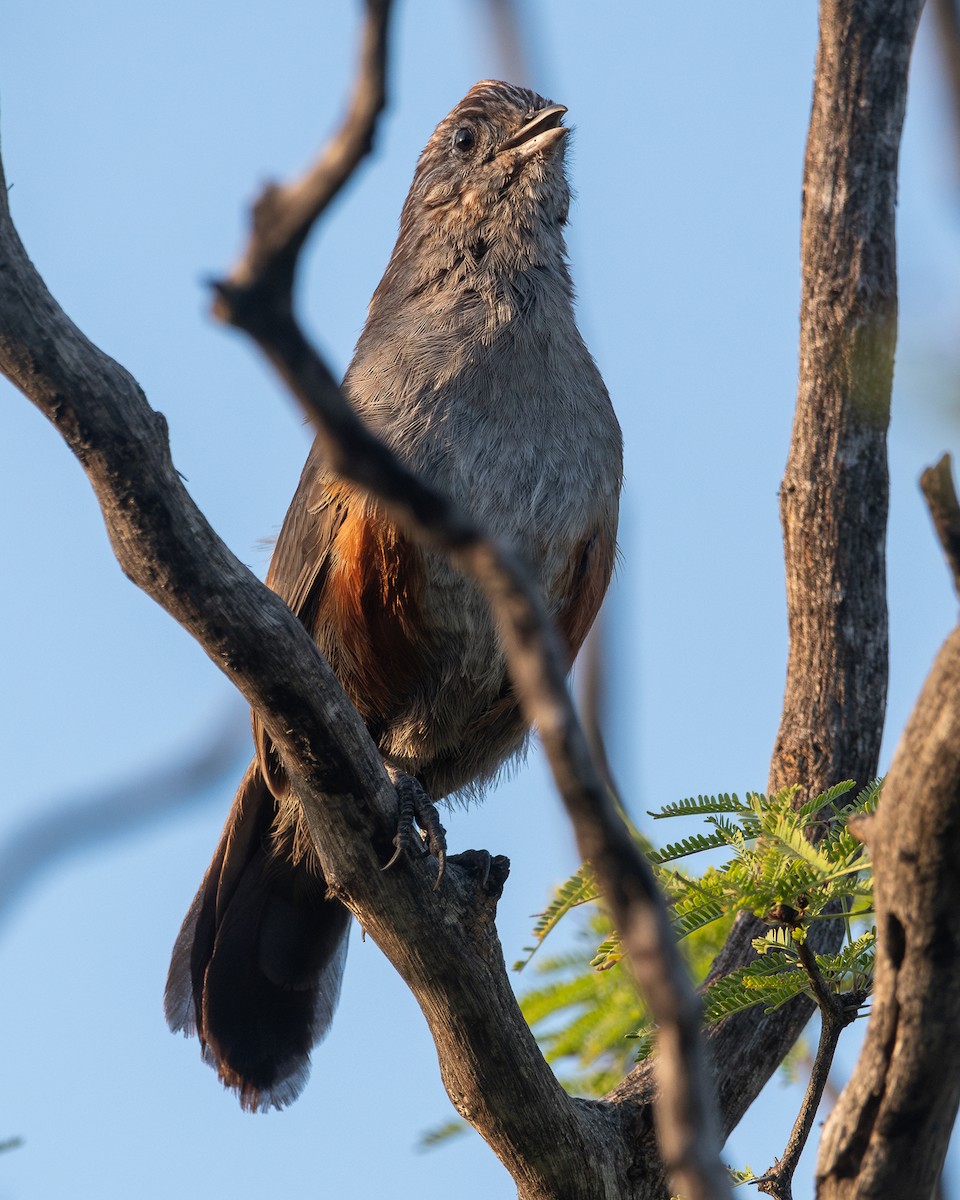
212,3,728,1195
816,457,960,1198
0,2,728,1196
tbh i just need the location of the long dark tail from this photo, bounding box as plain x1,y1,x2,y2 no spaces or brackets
164,761,351,1111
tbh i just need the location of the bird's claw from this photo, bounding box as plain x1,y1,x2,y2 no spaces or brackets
381,774,447,887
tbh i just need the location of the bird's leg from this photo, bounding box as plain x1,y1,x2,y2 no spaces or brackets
382,773,447,889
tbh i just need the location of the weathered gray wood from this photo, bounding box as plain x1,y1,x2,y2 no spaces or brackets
816,624,960,1197
0,118,645,1200
0,2,727,1193
608,0,924,1139
708,0,924,1136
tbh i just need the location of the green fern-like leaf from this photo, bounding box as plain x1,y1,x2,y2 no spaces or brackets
671,895,728,939
516,776,879,1106
703,953,810,1021
766,810,837,877
797,778,856,819
752,927,799,955
590,937,624,970
850,777,883,815
647,830,732,865
815,928,877,996
728,1164,758,1187
649,792,752,819
514,863,599,970
418,1120,471,1150
706,814,749,854
756,971,809,1012
703,973,767,1022
626,1022,657,1060
518,912,647,1093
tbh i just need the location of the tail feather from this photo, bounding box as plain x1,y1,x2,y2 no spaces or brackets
165,762,350,1111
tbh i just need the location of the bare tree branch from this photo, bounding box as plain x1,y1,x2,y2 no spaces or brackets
223,0,390,299
816,466,960,1198
933,0,960,175
921,453,960,599
577,613,620,804
479,0,536,85
0,5,730,1198
755,945,861,1200
607,0,924,1137
702,0,924,1134
211,6,728,1196
0,703,249,930
756,1019,845,1200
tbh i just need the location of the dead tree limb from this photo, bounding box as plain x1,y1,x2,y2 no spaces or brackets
607,0,925,1136
0,2,729,1197
0,703,248,928
703,0,925,1135
933,0,960,176
211,4,728,1194
815,458,960,1199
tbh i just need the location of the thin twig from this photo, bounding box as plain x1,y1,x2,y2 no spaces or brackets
218,0,391,300
795,939,846,1023
0,703,249,929
577,613,621,805
756,941,861,1200
920,453,960,600
755,1013,846,1200
480,0,535,84
933,0,960,178
212,7,727,1195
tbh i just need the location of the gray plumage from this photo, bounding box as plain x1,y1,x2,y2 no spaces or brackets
165,80,622,1111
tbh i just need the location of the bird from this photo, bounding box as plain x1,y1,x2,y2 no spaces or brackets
165,80,623,1112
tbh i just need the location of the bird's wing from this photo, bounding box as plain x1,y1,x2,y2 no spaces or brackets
254,444,352,796
266,443,349,627
553,521,618,665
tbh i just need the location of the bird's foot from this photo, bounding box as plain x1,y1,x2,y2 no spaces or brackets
382,774,447,889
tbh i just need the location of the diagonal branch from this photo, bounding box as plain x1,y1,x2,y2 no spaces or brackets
816,458,960,1199
756,943,861,1200
933,0,960,177
223,0,390,299
0,704,249,929
211,5,728,1196
606,0,924,1136
0,6,727,1199
921,453,960,599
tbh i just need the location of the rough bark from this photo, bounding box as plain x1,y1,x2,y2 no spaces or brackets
609,0,924,1135
0,0,944,1194
816,624,960,1198
212,7,729,1195
0,3,730,1197
0,116,647,1200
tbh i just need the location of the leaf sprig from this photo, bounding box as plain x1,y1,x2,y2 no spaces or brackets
518,779,880,1089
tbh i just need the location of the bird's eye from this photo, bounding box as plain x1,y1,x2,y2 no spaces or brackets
452,127,476,153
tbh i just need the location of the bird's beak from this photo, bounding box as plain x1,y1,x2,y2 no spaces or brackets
498,104,568,159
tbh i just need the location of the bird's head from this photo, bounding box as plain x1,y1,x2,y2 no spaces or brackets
389,81,571,281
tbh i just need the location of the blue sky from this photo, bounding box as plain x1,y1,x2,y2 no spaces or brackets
2,3,959,1198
